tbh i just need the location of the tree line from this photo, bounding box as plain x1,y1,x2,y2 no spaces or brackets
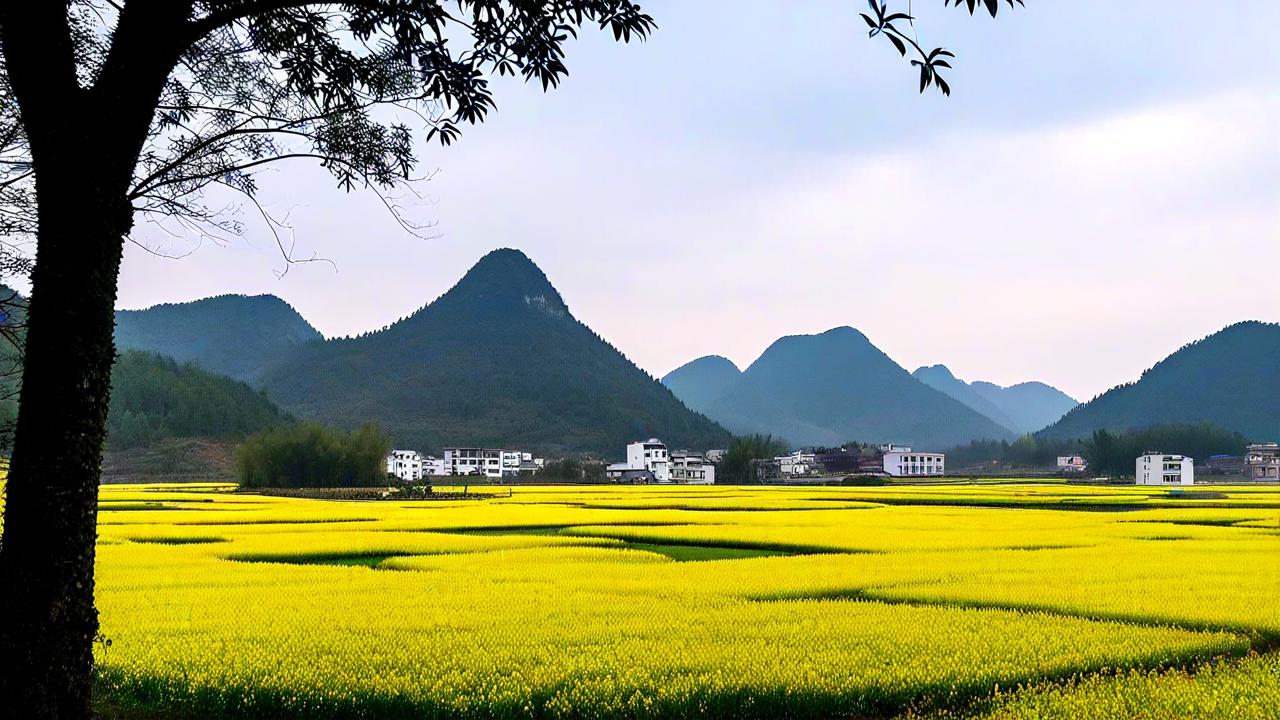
945,423,1250,476
235,423,391,489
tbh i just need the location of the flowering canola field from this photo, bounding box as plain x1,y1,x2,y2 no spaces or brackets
74,483,1280,718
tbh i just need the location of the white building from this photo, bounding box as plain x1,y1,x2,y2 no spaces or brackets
608,439,718,484
1136,453,1194,486
882,450,945,477
1245,443,1279,482
386,449,424,482
443,448,525,479
670,451,715,484
422,456,446,477
625,438,670,482
777,450,817,476
1057,455,1087,473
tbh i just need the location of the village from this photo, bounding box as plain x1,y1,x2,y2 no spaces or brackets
385,440,1280,487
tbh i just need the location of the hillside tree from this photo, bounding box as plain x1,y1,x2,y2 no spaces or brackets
0,1,1025,717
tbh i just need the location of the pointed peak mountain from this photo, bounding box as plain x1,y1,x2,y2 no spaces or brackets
259,249,732,454
424,248,569,321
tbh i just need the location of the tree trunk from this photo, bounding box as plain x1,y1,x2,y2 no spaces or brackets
0,163,130,718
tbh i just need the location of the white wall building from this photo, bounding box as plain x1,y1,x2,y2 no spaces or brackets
1246,443,1280,482
422,456,446,477
443,448,525,479
625,438,670,482
777,451,818,476
609,439,718,484
670,451,715,484
386,449,424,482
882,450,945,477
1057,455,1087,473
1136,453,1194,486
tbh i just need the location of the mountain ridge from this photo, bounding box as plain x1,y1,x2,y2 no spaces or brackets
115,294,322,382
671,327,1016,449
912,364,1078,435
1038,321,1280,441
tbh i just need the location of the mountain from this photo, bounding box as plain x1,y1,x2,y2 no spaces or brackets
115,294,322,381
107,351,291,450
661,356,742,414
257,249,732,455
695,327,1015,449
969,380,1078,434
911,365,1019,433
1039,321,1280,441
912,365,1077,435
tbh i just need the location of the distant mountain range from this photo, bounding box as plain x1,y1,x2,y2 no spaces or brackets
117,249,731,455
115,294,321,382
108,250,1279,457
663,328,1016,449
1038,321,1280,442
912,365,1078,435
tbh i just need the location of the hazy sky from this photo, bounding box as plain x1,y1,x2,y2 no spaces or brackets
118,1,1280,402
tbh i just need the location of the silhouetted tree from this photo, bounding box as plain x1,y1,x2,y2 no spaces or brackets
0,2,1025,716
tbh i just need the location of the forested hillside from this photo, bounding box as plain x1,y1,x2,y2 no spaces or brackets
115,294,322,381
1040,322,1280,441
258,249,732,455
107,351,291,449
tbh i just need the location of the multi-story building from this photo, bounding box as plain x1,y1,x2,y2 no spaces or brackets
608,439,719,484
1245,443,1280,482
1136,453,1194,486
386,449,425,482
882,449,945,477
443,448,524,479
670,451,715,484
422,456,446,477
625,438,670,482
1056,455,1087,473
777,451,817,476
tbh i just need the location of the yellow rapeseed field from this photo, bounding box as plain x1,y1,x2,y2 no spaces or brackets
32,482,1280,717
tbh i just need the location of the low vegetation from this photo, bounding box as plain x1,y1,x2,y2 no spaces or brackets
66,482,1280,719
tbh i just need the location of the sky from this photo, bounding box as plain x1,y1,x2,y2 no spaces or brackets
118,0,1280,402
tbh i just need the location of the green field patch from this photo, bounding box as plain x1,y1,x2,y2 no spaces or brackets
1133,518,1252,528
97,502,190,512
129,536,226,545
175,517,380,526
228,551,413,567
624,542,792,562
